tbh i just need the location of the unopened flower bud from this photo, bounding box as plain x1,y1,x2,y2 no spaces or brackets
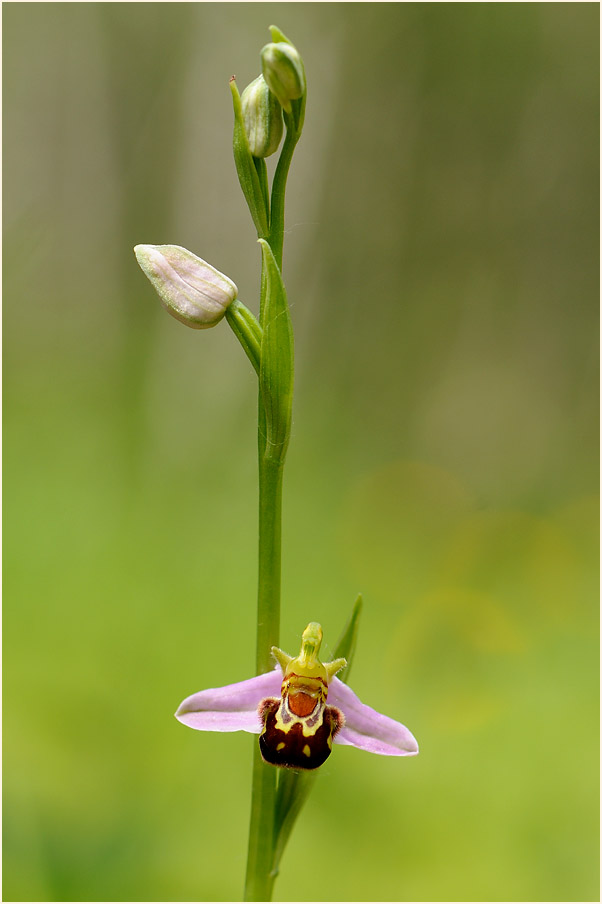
241,74,283,158
261,42,305,114
134,244,237,329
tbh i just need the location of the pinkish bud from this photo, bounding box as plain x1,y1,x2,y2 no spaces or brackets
134,244,237,329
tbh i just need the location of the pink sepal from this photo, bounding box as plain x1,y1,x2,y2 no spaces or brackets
328,677,419,756
175,668,281,734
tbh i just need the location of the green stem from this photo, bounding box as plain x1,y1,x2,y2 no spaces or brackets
244,747,277,902
244,101,301,904
253,156,270,225
244,447,284,902
269,122,299,269
255,456,283,672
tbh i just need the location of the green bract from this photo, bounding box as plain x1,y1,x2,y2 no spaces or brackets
230,77,269,238
258,240,294,464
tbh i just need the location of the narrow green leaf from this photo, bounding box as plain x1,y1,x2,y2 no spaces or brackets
230,78,269,238
271,770,317,878
332,593,363,685
258,239,294,464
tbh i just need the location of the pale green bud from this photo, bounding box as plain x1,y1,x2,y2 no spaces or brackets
261,42,305,114
134,244,237,329
241,74,283,158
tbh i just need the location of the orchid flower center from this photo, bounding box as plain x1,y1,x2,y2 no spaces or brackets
258,623,346,770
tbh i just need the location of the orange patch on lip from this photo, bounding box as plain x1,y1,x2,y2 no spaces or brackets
288,691,317,717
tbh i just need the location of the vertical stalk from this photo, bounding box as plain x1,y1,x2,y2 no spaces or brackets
244,423,284,902
269,127,298,269
255,456,283,673
245,746,277,901
244,100,300,904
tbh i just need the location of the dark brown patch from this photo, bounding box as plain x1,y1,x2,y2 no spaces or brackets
258,704,343,770
258,697,280,724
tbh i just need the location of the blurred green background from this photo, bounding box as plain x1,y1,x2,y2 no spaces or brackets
3,3,599,901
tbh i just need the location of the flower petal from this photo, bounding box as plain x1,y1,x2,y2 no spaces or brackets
175,668,281,734
328,677,419,756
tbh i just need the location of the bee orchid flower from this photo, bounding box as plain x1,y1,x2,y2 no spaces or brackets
176,623,419,770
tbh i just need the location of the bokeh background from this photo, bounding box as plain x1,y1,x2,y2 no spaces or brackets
3,3,599,901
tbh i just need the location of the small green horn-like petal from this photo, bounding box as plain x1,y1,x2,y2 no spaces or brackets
324,657,347,682
271,646,292,673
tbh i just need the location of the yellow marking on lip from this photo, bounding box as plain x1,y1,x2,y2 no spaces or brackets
277,742,286,751
303,745,311,757
286,671,328,688
273,696,325,738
